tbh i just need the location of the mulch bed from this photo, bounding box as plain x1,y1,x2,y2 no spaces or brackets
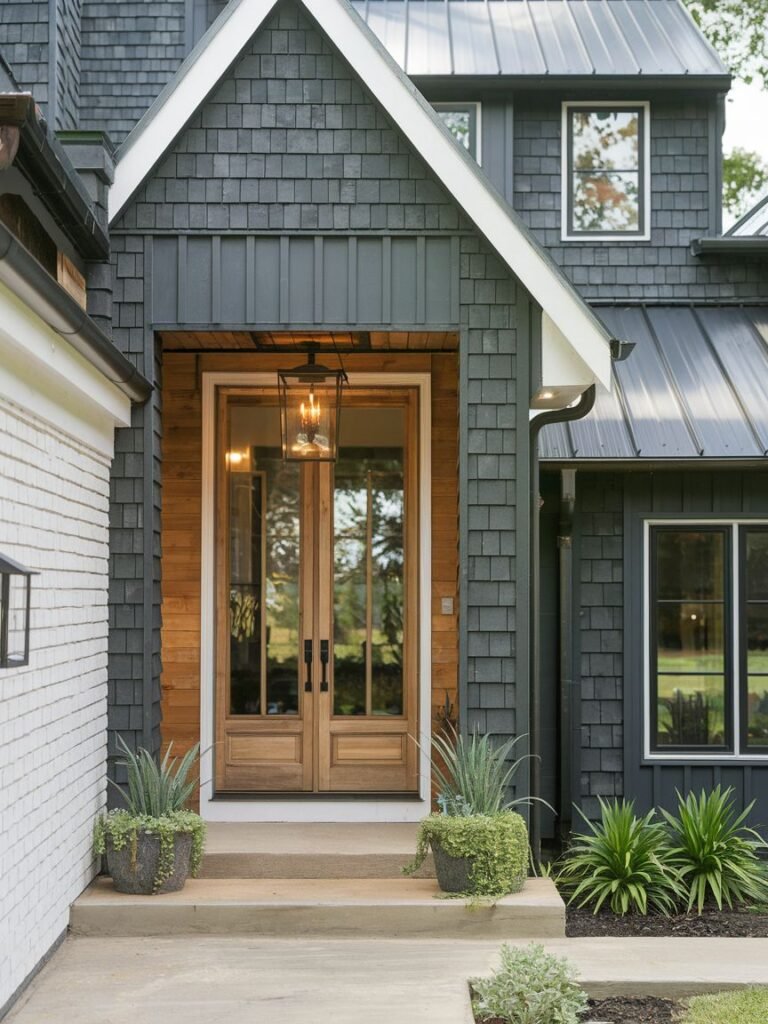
566,903,768,937
478,998,681,1024
582,996,682,1023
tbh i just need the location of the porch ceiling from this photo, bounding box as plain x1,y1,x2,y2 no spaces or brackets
160,330,459,352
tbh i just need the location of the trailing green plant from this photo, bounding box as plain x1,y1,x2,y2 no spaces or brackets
403,812,528,896
471,942,588,1024
557,798,684,916
111,735,200,816
94,810,206,893
680,987,768,1024
430,724,546,816
660,786,768,913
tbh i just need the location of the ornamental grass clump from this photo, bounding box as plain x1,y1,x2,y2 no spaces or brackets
472,943,588,1024
557,798,684,916
661,786,768,913
93,736,206,894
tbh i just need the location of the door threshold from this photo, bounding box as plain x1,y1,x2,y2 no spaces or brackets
212,792,424,801
200,794,429,823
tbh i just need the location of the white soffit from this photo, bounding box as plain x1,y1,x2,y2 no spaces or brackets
109,0,613,389
0,282,131,455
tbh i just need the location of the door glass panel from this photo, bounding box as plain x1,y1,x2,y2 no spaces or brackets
333,406,406,717
227,402,301,716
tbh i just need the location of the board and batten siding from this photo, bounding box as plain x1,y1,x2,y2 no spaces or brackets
160,350,459,784
0,395,111,1013
569,470,768,830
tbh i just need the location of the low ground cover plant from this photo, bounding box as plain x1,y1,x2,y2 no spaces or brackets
557,788,768,917
680,987,768,1024
471,943,588,1024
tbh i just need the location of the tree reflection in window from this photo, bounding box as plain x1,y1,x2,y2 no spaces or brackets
569,107,644,234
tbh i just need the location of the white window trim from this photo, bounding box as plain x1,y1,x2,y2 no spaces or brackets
643,518,768,763
561,100,651,243
199,371,432,822
432,102,482,166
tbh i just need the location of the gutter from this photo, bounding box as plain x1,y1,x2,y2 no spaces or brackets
528,385,597,862
0,221,151,403
691,237,768,256
0,93,109,261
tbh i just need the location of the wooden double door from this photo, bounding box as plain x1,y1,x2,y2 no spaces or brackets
215,386,419,794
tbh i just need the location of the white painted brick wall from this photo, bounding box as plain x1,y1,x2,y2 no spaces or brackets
0,395,112,1011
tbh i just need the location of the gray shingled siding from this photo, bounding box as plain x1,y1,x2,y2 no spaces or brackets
109,0,531,793
513,96,768,303
80,0,187,144
107,234,163,782
54,0,81,129
574,472,624,819
1,0,49,111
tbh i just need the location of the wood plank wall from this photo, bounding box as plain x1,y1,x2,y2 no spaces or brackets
160,350,459,773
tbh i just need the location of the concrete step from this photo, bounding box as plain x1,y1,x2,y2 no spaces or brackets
199,822,435,879
71,877,565,940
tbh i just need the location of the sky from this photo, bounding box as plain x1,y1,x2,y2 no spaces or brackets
723,80,768,162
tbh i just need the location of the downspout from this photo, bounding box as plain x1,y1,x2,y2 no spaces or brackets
528,385,596,863
558,468,577,844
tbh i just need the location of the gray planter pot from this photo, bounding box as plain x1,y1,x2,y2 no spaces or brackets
106,829,193,895
431,840,527,896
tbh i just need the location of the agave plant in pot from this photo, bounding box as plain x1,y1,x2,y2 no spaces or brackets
93,737,206,895
403,726,542,897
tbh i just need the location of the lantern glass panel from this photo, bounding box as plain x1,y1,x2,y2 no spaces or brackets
6,574,28,665
279,367,343,462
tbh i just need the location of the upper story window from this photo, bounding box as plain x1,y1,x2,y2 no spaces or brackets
433,103,481,163
562,102,650,241
647,523,768,759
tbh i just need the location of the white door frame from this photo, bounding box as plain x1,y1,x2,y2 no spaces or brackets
199,371,432,821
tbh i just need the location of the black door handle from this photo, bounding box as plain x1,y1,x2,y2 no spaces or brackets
320,640,329,692
304,639,313,692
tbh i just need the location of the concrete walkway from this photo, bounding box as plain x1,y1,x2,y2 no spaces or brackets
8,935,768,1024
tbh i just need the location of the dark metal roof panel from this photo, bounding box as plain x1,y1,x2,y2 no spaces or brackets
350,0,728,77
540,306,768,461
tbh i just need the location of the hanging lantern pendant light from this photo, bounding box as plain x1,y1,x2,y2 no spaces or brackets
278,351,347,462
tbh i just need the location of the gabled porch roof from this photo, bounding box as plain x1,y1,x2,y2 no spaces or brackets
108,0,614,389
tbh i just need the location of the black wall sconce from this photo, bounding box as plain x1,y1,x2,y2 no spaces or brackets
0,554,36,669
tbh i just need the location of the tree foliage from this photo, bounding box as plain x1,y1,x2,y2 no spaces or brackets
722,147,768,219
683,0,768,85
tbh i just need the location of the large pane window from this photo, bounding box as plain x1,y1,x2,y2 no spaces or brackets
564,103,648,239
649,524,768,757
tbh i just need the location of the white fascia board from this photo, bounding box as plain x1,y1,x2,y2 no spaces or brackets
0,281,131,455
541,311,596,389
109,0,612,389
110,0,279,223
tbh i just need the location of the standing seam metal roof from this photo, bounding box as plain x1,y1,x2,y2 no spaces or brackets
727,194,768,237
350,1,728,78
539,305,768,460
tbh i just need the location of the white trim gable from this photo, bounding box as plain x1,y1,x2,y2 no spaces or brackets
109,0,613,389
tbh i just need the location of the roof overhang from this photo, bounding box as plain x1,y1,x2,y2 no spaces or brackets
0,94,109,260
109,0,613,390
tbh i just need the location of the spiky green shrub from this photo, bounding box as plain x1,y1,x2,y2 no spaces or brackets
430,724,540,816
472,943,588,1024
557,798,684,915
680,987,768,1024
661,786,768,913
112,735,200,816
403,811,529,896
